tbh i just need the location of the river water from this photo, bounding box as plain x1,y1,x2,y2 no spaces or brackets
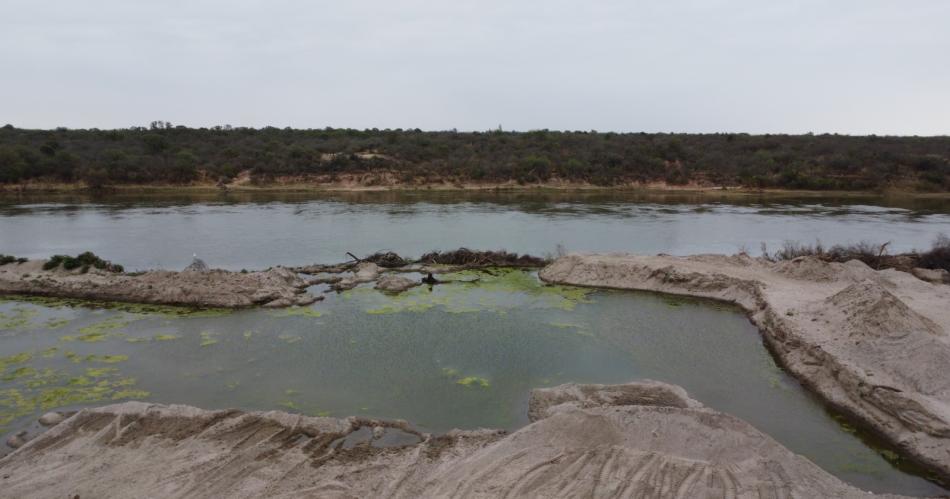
1,191,948,496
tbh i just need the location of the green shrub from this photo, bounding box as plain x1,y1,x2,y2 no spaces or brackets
0,254,26,265
919,235,950,272
42,252,124,273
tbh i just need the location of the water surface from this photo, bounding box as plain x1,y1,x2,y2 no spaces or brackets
1,191,948,270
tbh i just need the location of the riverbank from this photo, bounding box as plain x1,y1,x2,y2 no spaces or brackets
540,253,950,484
0,381,905,498
0,260,317,308
2,177,949,200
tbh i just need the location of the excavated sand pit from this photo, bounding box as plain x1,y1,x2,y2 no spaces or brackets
540,253,950,484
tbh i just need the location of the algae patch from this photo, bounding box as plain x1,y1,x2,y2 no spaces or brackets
457,376,491,388
441,368,490,388
0,349,147,430
360,269,594,315
61,316,132,342
200,331,219,347
272,307,323,318
0,306,40,329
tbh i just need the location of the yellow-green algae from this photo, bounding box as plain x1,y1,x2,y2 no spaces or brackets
271,307,323,318
63,352,129,364
456,376,491,388
358,268,593,315
43,317,72,329
441,367,490,388
199,331,219,347
0,349,148,430
60,316,132,342
0,295,230,318
0,306,40,329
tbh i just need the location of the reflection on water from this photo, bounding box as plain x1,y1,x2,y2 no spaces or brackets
1,191,949,271
0,270,945,496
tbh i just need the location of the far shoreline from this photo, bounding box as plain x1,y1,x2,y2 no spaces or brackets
3,180,950,200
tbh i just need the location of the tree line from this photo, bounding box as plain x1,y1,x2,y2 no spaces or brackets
0,123,948,191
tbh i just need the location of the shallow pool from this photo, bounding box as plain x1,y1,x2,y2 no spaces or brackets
0,269,944,496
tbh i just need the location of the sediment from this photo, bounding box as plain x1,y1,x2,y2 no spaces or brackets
540,253,950,483
0,260,317,308
0,381,902,498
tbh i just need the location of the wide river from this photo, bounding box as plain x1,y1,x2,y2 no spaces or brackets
1,191,949,496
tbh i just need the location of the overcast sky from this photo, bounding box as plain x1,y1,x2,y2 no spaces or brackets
2,0,948,134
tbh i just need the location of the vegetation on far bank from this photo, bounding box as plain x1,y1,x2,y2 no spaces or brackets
1,123,948,192
763,235,950,273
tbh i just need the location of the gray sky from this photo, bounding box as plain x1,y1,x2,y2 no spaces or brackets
2,0,948,134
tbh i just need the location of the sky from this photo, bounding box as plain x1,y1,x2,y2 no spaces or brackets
1,0,948,135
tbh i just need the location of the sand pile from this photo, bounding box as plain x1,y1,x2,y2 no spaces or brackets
0,382,898,498
0,260,317,308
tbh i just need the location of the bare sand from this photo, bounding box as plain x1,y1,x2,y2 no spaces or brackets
0,260,318,308
0,382,903,498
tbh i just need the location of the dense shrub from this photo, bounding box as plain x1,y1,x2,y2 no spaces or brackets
765,237,950,272
1,125,948,190
42,252,124,273
918,235,950,272
0,254,27,265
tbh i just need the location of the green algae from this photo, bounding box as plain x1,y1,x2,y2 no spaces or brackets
0,295,230,318
0,307,40,329
272,307,323,318
456,376,490,388
279,400,300,410
0,366,148,430
278,334,302,344
86,367,118,377
63,352,128,364
61,317,131,342
0,352,33,372
199,331,219,347
441,367,490,388
361,269,593,315
44,317,72,329
2,366,37,381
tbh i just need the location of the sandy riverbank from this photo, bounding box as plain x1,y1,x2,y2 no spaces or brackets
540,253,950,483
2,176,948,199
0,381,906,498
0,260,317,308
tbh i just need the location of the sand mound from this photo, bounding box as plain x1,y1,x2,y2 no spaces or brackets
0,260,317,308
0,382,893,498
